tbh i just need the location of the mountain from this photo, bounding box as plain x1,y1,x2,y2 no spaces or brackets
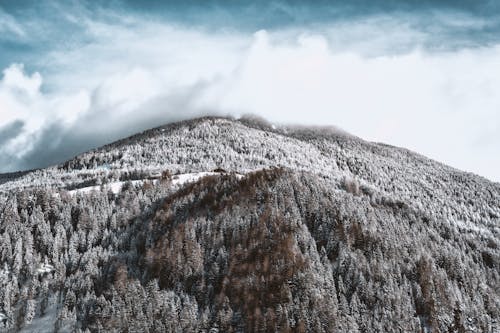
0,116,498,332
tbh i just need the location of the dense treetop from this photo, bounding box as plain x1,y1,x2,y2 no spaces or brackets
0,116,498,332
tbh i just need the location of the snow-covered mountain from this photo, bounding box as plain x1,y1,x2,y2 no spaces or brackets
0,116,498,332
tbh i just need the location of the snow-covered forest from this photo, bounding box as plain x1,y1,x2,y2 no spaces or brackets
0,116,498,332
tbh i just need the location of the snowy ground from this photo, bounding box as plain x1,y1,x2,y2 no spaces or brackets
65,171,243,196
36,263,55,275
66,179,152,196
18,295,61,333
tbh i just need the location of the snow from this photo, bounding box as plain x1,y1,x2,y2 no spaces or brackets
171,172,220,185
454,219,492,237
1,117,497,238
67,179,154,196
37,263,55,274
170,171,244,186
65,171,244,196
0,117,498,331
0,266,9,280
18,295,60,333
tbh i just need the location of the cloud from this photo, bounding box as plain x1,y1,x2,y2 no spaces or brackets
0,119,24,146
0,8,25,38
0,5,499,182
1,63,41,97
204,31,500,183
0,26,236,171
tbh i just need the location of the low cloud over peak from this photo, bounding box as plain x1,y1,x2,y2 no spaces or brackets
0,1,499,181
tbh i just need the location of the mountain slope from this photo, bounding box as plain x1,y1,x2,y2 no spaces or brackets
0,116,498,332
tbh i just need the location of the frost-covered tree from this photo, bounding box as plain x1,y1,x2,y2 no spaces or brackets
0,117,498,332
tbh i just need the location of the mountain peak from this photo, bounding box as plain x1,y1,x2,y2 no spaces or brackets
0,115,498,332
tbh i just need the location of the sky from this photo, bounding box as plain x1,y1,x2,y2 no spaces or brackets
0,0,499,182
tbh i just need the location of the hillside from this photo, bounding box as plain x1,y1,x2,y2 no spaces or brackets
0,116,498,332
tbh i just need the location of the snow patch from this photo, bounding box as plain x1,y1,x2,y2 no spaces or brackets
18,295,60,333
171,172,244,186
67,179,154,196
453,219,492,236
65,172,244,196
171,172,219,186
36,263,55,274
0,266,9,280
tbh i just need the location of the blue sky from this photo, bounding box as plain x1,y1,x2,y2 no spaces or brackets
0,0,499,181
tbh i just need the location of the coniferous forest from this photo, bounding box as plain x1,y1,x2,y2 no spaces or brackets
0,117,498,332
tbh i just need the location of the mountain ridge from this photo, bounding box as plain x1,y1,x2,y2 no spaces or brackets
2,116,498,227
1,115,495,185
0,115,498,332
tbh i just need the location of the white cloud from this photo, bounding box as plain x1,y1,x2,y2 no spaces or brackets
0,64,90,165
209,32,500,181
0,64,44,153
0,16,499,181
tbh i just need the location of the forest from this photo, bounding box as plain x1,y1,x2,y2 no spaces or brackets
0,117,498,332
